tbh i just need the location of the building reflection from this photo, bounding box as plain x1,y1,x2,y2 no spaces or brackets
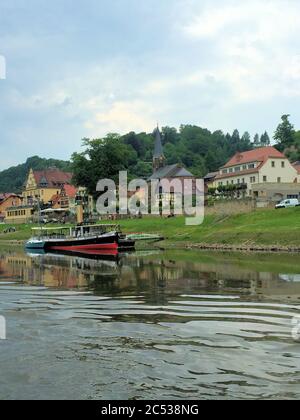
1,249,300,302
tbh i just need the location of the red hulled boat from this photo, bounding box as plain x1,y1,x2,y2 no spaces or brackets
25,224,135,253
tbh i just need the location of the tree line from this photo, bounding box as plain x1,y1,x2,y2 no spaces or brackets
71,115,300,196
1,115,299,195
72,126,274,195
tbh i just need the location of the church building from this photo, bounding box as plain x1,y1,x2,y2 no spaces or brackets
148,127,195,207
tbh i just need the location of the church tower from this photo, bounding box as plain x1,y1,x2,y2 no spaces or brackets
153,126,166,172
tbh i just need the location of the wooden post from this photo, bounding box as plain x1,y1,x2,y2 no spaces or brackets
77,205,84,224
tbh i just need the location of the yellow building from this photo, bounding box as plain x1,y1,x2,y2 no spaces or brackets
23,168,73,205
5,205,34,224
0,194,23,221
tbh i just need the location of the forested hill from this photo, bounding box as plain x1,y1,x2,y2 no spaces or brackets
71,126,273,194
0,156,72,193
0,125,271,193
107,125,269,179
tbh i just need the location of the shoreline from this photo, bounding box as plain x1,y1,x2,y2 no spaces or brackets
1,238,300,254
182,243,300,253
1,208,300,253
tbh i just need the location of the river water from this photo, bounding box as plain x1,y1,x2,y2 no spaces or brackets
0,247,300,400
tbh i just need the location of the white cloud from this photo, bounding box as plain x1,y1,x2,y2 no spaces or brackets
85,100,156,135
182,0,300,102
184,1,299,42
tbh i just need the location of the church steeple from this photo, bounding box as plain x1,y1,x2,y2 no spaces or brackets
153,126,166,172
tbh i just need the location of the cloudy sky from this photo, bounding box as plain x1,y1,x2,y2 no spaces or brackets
0,0,300,170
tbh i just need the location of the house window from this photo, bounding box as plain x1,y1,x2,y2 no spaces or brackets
229,168,233,173
243,165,247,170
272,161,275,168
235,167,241,172
242,178,245,184
248,164,255,169
250,177,256,183
263,176,267,182
281,161,285,168
222,170,227,174
277,177,281,183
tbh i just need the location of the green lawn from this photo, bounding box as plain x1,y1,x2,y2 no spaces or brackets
0,223,34,241
109,208,300,247
0,207,300,248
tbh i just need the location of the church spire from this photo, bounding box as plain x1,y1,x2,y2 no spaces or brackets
153,126,166,172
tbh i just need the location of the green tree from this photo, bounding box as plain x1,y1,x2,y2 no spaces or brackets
253,133,260,147
241,132,252,150
242,132,251,143
161,126,179,145
274,115,295,150
260,131,271,147
71,134,137,196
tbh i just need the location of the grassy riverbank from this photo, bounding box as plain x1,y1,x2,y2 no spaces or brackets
114,208,300,249
0,207,300,250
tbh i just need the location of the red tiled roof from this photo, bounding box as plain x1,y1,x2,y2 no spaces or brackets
63,184,77,198
0,193,21,202
50,193,60,203
33,169,73,188
222,147,285,169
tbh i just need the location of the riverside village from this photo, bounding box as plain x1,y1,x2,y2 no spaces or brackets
1,0,300,403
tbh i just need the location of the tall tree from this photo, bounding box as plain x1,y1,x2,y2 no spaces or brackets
274,114,295,150
242,132,251,143
260,131,270,147
232,129,240,143
253,133,260,147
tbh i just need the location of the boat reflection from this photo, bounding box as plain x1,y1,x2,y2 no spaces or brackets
1,249,300,302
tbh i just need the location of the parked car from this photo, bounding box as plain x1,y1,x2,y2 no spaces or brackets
275,199,300,209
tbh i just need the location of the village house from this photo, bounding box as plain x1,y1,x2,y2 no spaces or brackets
5,205,35,224
0,193,23,222
4,168,95,224
213,146,298,193
22,168,73,206
50,184,78,212
3,168,73,224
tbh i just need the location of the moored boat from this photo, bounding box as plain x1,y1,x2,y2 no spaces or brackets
25,224,135,253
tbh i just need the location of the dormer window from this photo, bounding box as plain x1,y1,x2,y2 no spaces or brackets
39,176,48,187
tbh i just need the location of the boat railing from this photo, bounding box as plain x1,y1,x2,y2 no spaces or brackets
31,224,121,240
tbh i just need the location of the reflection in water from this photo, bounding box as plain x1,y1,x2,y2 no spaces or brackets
0,248,300,400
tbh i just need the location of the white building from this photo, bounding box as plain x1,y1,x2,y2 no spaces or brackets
214,147,299,197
